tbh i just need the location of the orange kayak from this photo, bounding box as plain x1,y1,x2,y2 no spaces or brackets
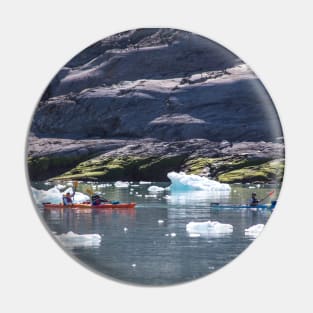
43,202,136,210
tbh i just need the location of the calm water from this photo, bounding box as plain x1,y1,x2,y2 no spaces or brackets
32,181,277,286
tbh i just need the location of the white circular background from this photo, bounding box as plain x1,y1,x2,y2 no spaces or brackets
1,1,312,312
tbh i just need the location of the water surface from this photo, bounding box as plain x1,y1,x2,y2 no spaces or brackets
33,182,276,286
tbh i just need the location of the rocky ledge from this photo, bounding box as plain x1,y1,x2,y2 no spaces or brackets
27,28,285,184
28,137,284,183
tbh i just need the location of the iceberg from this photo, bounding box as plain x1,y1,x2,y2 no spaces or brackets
114,181,129,188
148,185,165,192
186,220,233,235
55,231,101,248
31,186,90,205
167,171,231,191
244,224,264,238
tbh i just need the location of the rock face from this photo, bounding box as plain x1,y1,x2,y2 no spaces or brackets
27,28,285,182
32,28,283,142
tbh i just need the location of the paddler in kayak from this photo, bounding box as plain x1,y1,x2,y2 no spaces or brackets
249,192,259,206
63,192,74,205
91,194,109,206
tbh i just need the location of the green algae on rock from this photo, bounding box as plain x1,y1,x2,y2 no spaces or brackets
217,159,285,183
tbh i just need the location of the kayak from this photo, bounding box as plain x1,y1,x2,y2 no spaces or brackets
210,202,276,211
43,202,136,210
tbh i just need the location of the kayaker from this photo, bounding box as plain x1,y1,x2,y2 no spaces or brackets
92,194,109,206
63,192,74,205
249,192,259,206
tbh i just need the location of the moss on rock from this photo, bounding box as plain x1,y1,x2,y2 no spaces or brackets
54,155,187,181
218,159,284,183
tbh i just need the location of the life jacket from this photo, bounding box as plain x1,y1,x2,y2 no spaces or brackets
63,194,73,205
250,197,259,206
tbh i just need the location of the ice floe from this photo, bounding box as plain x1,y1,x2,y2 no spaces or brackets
167,171,231,191
244,224,264,238
186,220,233,235
55,231,101,248
148,185,165,192
139,181,152,185
31,186,90,205
114,181,129,188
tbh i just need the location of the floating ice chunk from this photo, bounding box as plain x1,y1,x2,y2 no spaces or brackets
167,171,231,191
163,195,171,199
31,186,90,205
165,233,169,237
158,220,164,224
139,181,152,185
245,224,264,238
135,194,142,197
132,263,136,267
55,231,101,248
148,185,165,192
114,181,129,188
186,220,233,234
66,182,73,187
170,233,176,237
55,184,66,190
44,181,52,186
188,233,201,238
144,194,157,198
123,227,128,232
131,184,140,187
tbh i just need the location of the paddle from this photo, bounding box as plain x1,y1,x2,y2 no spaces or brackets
258,190,275,203
72,181,78,203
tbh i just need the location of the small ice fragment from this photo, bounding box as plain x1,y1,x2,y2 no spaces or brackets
158,220,164,224
163,195,171,199
55,184,66,190
256,184,261,188
130,188,134,191
66,182,73,187
132,263,136,267
189,233,201,238
144,194,157,198
55,231,101,248
139,181,152,185
114,181,129,188
131,184,140,187
170,233,176,237
135,194,142,197
186,220,233,234
123,227,128,232
148,185,165,192
245,224,264,238
248,186,256,189
165,233,169,237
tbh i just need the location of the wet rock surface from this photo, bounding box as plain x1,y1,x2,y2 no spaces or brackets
27,28,285,182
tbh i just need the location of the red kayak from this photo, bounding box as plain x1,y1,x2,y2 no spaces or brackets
43,202,136,210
